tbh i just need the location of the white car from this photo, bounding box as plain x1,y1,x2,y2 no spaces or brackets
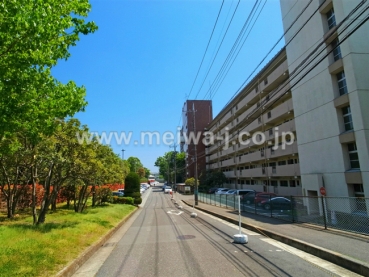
215,188,231,195
225,189,237,195
164,186,172,194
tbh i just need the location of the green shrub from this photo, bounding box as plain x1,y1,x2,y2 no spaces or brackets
134,197,142,205
124,172,140,197
111,196,134,205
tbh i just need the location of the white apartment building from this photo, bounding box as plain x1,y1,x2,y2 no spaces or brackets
206,48,301,196
279,0,369,211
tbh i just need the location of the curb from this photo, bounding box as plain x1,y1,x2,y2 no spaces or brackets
55,207,139,277
182,200,369,277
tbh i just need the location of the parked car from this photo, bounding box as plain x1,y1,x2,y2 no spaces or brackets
208,187,219,194
215,188,231,195
236,189,256,199
260,197,294,210
112,191,124,197
242,191,262,204
118,189,125,194
242,192,277,205
225,189,237,195
254,192,277,206
164,186,172,194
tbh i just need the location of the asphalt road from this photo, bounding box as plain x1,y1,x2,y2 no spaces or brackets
73,186,360,277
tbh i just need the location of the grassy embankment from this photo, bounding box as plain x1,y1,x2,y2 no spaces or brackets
0,203,136,277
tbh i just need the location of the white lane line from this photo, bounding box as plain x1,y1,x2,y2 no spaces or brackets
260,238,363,277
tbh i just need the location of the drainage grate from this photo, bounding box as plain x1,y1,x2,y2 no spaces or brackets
177,235,196,240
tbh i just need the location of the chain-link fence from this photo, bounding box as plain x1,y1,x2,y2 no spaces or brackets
198,193,369,235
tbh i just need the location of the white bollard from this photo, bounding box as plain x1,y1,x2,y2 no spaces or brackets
233,195,248,244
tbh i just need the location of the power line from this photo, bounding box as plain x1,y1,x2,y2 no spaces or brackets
186,0,225,100
207,0,267,101
193,0,242,100
209,1,369,155
200,0,262,101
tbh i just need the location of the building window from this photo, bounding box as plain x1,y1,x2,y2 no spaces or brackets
290,180,300,187
271,180,278,187
264,78,268,85
269,162,276,173
326,8,336,30
342,106,353,131
269,128,273,136
266,95,270,102
280,180,288,187
278,160,286,166
331,38,342,61
267,111,271,119
258,117,261,124
337,71,348,96
348,143,360,169
255,86,258,93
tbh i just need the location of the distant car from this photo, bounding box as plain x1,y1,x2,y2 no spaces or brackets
164,186,172,194
260,197,293,210
242,192,277,205
112,191,124,197
118,189,125,194
254,192,277,206
225,189,237,195
215,188,230,195
208,187,219,194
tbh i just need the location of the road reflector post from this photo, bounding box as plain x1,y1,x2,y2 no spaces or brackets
233,195,248,244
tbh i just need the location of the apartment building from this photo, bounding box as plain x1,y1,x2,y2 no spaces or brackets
279,0,369,208
206,48,302,196
181,100,213,179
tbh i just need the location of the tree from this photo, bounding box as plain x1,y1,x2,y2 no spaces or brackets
144,167,151,179
185,177,198,187
0,0,97,141
137,167,145,178
155,151,186,183
199,170,227,189
126,157,143,173
124,172,141,205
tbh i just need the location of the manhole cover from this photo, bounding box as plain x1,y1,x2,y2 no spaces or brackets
177,235,196,240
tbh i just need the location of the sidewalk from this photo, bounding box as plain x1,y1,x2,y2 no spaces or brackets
176,193,369,277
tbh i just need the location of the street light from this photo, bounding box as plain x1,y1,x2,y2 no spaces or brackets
121,149,125,160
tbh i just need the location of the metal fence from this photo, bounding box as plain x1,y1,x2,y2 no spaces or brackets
198,193,369,235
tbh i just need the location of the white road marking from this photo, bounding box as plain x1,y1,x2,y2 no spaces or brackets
260,238,363,277
167,210,183,216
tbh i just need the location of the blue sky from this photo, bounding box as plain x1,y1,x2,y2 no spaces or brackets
52,0,285,173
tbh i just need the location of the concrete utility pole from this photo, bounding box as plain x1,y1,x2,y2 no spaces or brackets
170,144,178,191
192,103,199,206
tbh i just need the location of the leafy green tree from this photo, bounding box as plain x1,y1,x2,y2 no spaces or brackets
124,172,140,197
185,177,198,187
199,170,227,190
155,151,186,183
137,167,145,178
127,157,143,173
144,167,151,179
0,0,98,141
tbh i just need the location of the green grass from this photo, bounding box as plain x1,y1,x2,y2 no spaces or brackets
0,204,136,277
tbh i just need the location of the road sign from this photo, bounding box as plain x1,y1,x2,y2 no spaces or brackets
320,187,326,196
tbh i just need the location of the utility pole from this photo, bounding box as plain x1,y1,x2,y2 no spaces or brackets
170,144,178,191
192,103,199,206
121,149,125,160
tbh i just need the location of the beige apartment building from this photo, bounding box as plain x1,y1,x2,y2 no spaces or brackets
206,48,302,196
279,0,369,209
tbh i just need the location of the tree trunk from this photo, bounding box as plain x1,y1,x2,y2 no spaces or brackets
31,167,38,225
6,193,13,218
